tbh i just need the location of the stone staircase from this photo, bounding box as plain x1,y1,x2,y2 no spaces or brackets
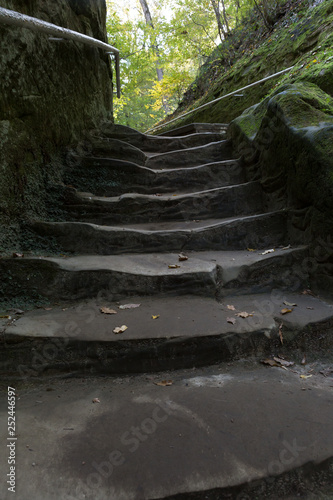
1,122,333,373
1,123,333,500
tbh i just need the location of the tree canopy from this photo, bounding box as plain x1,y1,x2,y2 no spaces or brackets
106,0,285,131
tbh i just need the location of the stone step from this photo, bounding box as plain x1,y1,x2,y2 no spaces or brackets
0,247,307,304
157,122,228,136
146,140,234,169
29,211,288,254
64,158,244,196
65,181,264,224
93,123,226,152
2,290,332,376
1,362,332,500
89,138,233,169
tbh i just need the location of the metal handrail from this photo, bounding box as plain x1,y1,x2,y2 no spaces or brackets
0,7,121,98
145,65,295,134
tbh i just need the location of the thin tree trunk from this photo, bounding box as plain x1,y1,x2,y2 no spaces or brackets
138,0,169,113
253,0,271,29
210,0,225,42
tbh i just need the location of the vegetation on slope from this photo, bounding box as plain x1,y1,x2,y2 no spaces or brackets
154,0,333,133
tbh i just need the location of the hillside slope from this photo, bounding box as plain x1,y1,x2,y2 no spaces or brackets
153,0,333,131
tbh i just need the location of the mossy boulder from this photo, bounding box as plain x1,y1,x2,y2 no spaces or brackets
228,82,333,293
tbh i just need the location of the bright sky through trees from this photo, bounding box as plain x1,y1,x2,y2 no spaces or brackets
106,0,278,130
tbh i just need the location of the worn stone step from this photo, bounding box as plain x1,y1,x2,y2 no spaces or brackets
0,247,307,304
89,138,233,170
0,362,332,500
93,123,226,152
157,122,228,136
65,158,244,196
65,181,263,224
146,140,234,169
29,211,288,254
2,291,333,377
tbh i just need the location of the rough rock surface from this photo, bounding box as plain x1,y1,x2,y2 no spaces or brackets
0,0,113,251
228,82,333,296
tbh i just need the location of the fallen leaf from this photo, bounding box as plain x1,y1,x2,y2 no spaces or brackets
13,252,24,258
113,325,128,334
261,358,279,367
273,356,294,367
319,368,333,377
8,308,24,314
100,307,117,314
281,308,293,315
152,315,160,320
227,305,236,311
227,317,236,324
118,303,141,310
43,307,53,311
300,374,312,379
168,264,181,269
301,289,315,296
0,315,11,319
92,398,100,403
306,306,314,310
247,248,256,252
301,355,306,365
278,323,283,345
283,301,297,307
260,249,275,255
178,253,188,261
154,380,173,386
236,312,253,318
282,245,291,250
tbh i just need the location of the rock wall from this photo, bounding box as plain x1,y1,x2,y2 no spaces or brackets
0,0,113,250
228,82,333,295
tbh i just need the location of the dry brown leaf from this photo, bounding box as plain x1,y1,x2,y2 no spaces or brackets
283,301,297,307
92,398,100,403
236,312,253,318
273,356,294,367
281,308,293,315
261,359,279,367
278,323,283,345
227,317,236,324
113,325,128,334
301,289,315,296
227,305,236,311
0,314,11,319
13,252,24,258
118,303,141,310
154,380,173,386
178,253,188,261
247,248,256,252
100,307,117,315
282,245,291,250
168,264,181,269
152,315,160,320
44,307,53,311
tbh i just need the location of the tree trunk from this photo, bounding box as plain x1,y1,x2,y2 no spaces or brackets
138,0,169,113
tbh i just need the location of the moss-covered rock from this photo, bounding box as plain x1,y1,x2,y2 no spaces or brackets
0,0,113,252
228,82,333,294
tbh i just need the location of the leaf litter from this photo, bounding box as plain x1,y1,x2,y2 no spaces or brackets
100,307,117,314
113,325,128,334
